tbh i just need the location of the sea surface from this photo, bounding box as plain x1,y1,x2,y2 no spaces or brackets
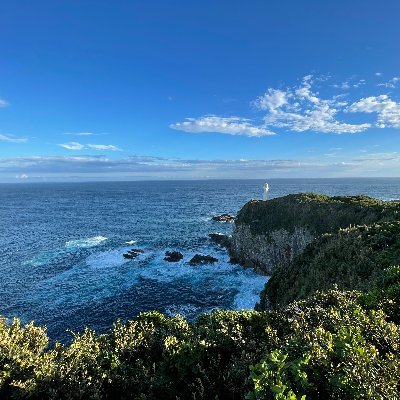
0,178,399,342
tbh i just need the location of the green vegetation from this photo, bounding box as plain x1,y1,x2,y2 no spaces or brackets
236,193,400,236
262,221,400,308
1,271,400,399
2,193,400,398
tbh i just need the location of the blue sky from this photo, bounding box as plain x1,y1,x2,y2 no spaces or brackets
1,0,400,181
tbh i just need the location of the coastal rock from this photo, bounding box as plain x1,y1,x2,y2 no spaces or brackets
208,233,231,249
123,248,144,259
230,224,313,274
164,251,183,262
212,214,236,223
188,254,218,266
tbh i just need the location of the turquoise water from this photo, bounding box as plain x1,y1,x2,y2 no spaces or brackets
0,178,399,342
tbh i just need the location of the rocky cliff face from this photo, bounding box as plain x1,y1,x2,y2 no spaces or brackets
230,225,314,275
229,193,400,276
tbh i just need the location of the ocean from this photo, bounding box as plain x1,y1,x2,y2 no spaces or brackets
1,178,399,342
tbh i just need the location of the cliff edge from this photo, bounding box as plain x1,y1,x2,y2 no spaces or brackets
231,193,400,275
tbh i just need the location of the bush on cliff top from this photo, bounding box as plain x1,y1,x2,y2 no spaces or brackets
236,193,400,236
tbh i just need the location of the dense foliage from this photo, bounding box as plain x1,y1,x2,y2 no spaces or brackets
236,193,400,236
1,273,400,399
262,221,400,308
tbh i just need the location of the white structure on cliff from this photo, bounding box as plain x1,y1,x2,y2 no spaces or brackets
263,182,269,201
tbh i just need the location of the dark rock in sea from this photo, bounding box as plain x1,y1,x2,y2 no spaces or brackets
123,248,144,259
123,253,135,259
164,251,183,262
208,233,231,249
212,214,236,223
129,248,144,254
188,254,218,266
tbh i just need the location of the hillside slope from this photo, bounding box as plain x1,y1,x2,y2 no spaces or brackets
260,221,400,309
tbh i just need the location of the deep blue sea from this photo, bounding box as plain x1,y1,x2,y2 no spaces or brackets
1,178,399,342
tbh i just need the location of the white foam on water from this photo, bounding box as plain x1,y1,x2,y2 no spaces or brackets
86,249,129,269
65,236,108,249
125,240,137,245
25,251,61,267
232,271,269,310
26,244,268,315
138,248,227,284
86,247,152,269
138,248,268,311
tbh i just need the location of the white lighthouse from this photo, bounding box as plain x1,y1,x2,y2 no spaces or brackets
263,182,269,201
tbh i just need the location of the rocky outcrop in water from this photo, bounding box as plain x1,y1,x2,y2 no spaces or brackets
212,214,236,223
208,233,231,249
164,251,183,262
123,248,144,259
188,254,218,266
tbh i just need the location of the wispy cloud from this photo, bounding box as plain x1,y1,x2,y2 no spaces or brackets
59,142,85,150
170,116,275,137
0,133,27,143
58,142,120,151
87,144,120,151
1,153,399,180
0,98,9,108
377,76,400,89
63,132,106,136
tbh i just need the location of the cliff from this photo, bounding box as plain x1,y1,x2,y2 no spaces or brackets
261,220,400,309
230,193,400,275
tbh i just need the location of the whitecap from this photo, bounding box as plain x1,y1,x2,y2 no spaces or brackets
86,249,128,269
65,236,107,249
232,271,269,310
125,240,137,245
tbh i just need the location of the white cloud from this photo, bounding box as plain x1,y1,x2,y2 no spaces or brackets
59,142,85,150
375,72,382,76
353,79,366,88
170,116,275,137
16,173,28,179
0,133,27,143
332,79,366,89
87,144,120,151
171,74,400,137
253,89,289,112
1,153,399,180
348,95,400,128
377,77,400,89
58,142,120,151
256,75,370,134
332,81,350,90
0,154,345,178
0,98,9,108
